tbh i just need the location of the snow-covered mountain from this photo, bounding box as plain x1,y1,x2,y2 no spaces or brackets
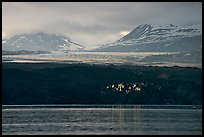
2,32,85,52
94,24,202,52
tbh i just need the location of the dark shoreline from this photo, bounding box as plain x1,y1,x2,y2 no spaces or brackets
2,62,202,105
2,61,202,70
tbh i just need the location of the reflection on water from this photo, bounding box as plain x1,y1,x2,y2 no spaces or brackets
111,105,142,134
2,105,202,135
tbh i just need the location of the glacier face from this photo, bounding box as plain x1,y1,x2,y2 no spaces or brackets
94,24,202,52
2,32,85,52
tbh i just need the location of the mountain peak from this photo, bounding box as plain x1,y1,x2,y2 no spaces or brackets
118,23,201,43
94,23,202,52
119,24,152,42
2,32,84,52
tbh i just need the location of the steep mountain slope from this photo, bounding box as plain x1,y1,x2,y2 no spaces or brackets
2,32,85,52
94,24,202,52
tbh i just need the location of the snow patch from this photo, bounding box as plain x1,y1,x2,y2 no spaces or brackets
58,45,63,48
164,43,174,47
21,36,26,39
61,37,69,43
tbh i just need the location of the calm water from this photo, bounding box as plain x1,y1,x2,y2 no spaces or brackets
2,105,202,135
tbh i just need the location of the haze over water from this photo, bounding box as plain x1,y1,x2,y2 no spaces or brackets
3,51,201,68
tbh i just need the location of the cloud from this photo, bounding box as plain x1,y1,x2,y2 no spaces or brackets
2,2,202,48
120,31,130,36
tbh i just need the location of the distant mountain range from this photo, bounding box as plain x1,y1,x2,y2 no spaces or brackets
2,32,85,52
2,24,202,53
93,24,202,52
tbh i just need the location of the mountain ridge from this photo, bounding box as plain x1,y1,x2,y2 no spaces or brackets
2,32,85,52
94,23,202,52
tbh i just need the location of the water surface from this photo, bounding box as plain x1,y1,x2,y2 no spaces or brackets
2,105,202,135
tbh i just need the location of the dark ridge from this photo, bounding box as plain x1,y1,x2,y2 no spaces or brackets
2,63,202,105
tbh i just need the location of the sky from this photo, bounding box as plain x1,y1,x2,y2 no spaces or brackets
2,2,202,49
